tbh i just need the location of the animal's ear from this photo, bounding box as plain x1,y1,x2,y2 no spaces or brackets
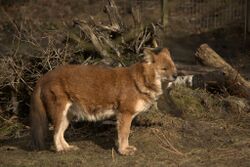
143,48,155,64
161,48,170,55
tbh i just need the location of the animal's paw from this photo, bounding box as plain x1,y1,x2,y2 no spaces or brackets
66,145,79,151
127,145,137,151
119,145,137,155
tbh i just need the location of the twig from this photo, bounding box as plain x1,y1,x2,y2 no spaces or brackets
77,21,110,58
0,115,9,122
152,129,184,156
8,59,33,91
105,0,124,32
161,131,184,156
111,147,115,162
131,5,141,26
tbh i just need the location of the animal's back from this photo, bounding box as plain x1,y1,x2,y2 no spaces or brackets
38,65,127,101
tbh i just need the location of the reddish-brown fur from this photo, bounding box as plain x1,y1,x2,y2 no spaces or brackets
30,48,177,155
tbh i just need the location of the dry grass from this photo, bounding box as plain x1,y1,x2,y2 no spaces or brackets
0,1,249,166
0,0,162,124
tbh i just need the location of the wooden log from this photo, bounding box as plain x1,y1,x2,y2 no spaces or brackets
176,63,220,75
195,44,250,99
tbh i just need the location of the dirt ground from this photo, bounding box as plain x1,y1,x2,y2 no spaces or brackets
0,1,250,167
1,86,250,167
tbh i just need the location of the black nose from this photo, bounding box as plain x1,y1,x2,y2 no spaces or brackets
173,73,178,80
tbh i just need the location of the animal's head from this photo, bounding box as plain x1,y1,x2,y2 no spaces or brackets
143,48,177,82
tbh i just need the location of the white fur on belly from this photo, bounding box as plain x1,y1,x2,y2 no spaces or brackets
72,108,115,122
85,110,115,121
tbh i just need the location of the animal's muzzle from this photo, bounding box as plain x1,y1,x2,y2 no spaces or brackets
172,73,178,80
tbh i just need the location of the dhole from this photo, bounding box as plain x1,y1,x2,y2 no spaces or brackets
30,48,177,155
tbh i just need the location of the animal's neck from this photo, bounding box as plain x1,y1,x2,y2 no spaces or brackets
131,63,163,100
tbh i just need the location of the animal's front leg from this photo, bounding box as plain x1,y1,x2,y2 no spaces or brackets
117,113,137,155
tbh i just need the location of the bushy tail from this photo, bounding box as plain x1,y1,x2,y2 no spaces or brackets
30,86,48,150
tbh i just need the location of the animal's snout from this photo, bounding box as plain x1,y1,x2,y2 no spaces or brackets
172,72,178,80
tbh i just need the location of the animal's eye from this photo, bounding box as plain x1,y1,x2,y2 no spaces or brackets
162,67,167,71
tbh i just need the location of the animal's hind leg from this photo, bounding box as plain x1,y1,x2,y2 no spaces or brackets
42,86,78,152
53,101,78,152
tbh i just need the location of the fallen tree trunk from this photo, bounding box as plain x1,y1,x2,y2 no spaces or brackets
176,63,219,75
195,44,250,99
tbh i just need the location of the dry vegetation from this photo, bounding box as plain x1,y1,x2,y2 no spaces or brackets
0,0,250,166
0,0,162,123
